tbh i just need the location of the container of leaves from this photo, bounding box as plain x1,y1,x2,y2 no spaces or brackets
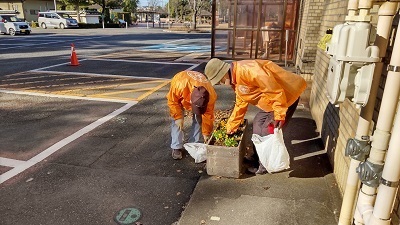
206,118,248,178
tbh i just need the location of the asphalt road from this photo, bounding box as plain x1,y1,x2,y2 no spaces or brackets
0,26,213,225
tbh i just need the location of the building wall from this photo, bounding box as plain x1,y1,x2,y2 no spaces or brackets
24,0,54,22
0,1,23,18
295,0,325,74
302,0,400,222
0,0,54,22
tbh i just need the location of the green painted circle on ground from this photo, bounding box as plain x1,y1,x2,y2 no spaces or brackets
114,207,141,225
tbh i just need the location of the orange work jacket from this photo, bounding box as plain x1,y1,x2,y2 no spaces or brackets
166,71,217,136
227,60,307,133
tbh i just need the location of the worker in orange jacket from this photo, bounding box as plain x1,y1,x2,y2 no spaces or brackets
166,71,217,160
205,58,307,173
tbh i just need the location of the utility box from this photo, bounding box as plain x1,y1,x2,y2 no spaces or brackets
325,22,379,106
206,120,249,178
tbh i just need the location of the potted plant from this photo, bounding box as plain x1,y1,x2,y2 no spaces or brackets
206,110,248,178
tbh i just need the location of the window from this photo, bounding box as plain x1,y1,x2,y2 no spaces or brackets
30,10,39,15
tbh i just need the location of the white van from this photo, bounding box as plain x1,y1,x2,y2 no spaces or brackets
38,11,79,29
0,11,31,36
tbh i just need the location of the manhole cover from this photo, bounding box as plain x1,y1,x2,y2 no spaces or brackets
114,207,141,225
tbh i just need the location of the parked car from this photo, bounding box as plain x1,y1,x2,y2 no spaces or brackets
118,19,127,28
0,13,31,36
38,11,79,29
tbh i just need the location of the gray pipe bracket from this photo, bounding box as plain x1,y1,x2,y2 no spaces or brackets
380,177,399,188
356,160,383,187
387,65,400,72
345,138,371,161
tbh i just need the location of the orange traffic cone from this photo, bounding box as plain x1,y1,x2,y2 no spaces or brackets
70,43,79,66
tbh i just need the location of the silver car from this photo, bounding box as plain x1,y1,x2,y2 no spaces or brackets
0,14,31,36
38,12,79,29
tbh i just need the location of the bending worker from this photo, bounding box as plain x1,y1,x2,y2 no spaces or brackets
166,70,217,160
204,58,306,174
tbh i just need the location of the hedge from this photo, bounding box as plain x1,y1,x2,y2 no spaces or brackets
28,22,121,29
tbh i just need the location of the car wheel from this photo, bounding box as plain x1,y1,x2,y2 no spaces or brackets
9,28,15,36
60,23,65,29
41,23,47,29
25,31,31,35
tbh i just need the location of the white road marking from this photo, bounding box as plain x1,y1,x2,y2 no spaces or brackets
0,102,136,184
0,36,105,50
89,57,196,66
175,52,206,62
31,59,88,71
164,39,186,44
186,64,201,71
28,70,170,81
0,89,138,104
0,157,26,167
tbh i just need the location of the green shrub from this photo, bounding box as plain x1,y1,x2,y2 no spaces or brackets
77,23,120,29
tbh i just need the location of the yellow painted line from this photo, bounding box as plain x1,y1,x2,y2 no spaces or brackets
3,72,28,77
88,87,154,98
17,89,48,94
85,95,138,101
53,80,163,95
136,80,170,101
3,79,169,102
0,76,95,88
3,74,64,81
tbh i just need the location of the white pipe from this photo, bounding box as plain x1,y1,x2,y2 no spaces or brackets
354,5,399,225
346,0,359,22
369,13,400,224
357,0,373,22
356,188,375,224
338,3,397,225
356,186,377,225
339,160,362,225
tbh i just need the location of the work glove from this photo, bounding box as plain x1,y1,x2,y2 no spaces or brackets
273,120,285,129
203,135,210,143
175,118,184,131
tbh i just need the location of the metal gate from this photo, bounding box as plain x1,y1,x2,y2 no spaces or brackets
211,0,300,62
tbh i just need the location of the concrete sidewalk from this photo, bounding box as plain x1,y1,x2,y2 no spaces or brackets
178,84,342,225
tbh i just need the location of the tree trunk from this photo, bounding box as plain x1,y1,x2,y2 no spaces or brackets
193,9,197,30
192,0,197,30
75,2,80,22
102,0,106,16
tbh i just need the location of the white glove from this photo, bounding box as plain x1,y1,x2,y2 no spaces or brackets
175,118,184,130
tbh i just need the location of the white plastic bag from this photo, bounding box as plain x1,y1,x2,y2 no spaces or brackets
251,128,290,173
183,143,207,163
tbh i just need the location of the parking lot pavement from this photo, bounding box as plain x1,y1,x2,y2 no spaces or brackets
0,28,216,224
0,80,206,225
0,58,198,102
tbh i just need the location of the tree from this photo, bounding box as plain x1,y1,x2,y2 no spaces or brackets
58,0,90,22
122,0,139,13
91,0,138,23
188,0,210,29
147,0,161,9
